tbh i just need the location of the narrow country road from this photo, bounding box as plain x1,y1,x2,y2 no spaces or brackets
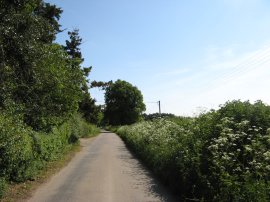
28,131,178,202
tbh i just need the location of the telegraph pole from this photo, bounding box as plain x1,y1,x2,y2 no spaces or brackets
158,100,161,115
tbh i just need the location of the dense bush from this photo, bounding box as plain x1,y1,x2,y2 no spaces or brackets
117,100,270,201
69,113,100,140
0,112,99,197
0,113,35,182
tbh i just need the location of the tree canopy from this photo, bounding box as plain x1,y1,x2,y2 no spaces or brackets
0,0,94,131
104,80,146,125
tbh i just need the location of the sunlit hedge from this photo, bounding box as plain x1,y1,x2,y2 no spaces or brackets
117,100,270,201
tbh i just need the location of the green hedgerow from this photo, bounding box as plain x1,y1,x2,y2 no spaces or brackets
117,100,270,201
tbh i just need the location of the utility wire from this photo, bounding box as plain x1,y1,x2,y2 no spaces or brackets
211,48,270,82
201,46,270,90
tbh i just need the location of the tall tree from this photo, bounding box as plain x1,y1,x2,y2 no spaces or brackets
63,29,92,93
64,29,83,60
104,80,146,125
0,1,89,131
64,29,101,125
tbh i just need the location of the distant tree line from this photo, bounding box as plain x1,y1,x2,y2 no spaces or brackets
143,113,176,121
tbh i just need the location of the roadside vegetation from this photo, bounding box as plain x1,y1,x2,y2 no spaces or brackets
0,0,100,198
117,100,270,201
0,141,81,202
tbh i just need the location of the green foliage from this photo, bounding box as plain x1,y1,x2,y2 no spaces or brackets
117,100,270,201
0,112,99,186
64,29,83,62
23,44,84,131
35,122,73,162
104,80,146,125
91,80,113,90
0,0,100,198
0,0,62,100
64,29,103,126
143,113,176,121
0,113,36,182
0,1,94,132
105,125,119,133
216,100,270,135
69,113,100,139
79,93,102,125
64,29,90,96
0,177,7,198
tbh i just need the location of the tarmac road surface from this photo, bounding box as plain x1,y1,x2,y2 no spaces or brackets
28,131,178,202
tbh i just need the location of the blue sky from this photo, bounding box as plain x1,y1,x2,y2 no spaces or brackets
48,0,270,115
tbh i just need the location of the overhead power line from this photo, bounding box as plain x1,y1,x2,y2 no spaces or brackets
202,45,270,90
